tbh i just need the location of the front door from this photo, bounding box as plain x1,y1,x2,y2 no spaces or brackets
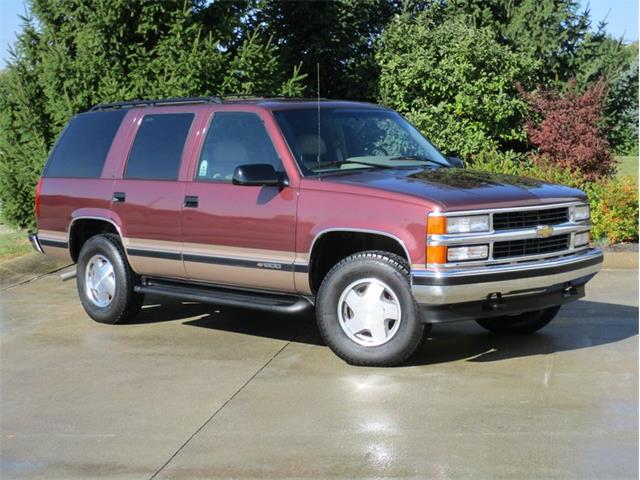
182,111,298,292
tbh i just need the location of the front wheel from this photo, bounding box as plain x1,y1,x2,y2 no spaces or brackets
76,234,144,324
475,306,561,334
316,251,424,367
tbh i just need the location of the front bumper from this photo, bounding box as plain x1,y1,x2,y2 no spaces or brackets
411,248,603,321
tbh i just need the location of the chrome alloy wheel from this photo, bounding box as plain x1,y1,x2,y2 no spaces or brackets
85,254,116,308
337,278,402,347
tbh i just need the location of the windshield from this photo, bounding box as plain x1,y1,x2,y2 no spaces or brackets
273,107,451,175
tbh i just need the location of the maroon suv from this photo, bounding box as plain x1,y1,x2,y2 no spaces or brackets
30,96,603,366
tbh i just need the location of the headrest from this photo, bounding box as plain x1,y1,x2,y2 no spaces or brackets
297,134,327,156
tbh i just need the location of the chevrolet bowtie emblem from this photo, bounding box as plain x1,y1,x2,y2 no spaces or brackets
536,225,554,238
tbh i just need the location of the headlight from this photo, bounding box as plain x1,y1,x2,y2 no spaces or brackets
447,245,489,262
574,205,590,222
446,215,490,234
574,231,590,247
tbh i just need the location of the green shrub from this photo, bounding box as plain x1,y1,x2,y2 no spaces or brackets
376,12,536,160
472,150,638,243
588,177,639,243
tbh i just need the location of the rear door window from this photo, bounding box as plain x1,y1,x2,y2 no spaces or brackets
43,110,126,178
124,113,194,180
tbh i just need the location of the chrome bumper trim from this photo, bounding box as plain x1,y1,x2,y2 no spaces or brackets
411,248,603,305
28,233,44,254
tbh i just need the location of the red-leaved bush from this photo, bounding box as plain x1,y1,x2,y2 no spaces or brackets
520,79,614,179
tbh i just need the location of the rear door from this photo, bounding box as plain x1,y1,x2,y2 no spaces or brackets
111,108,205,279
181,109,298,292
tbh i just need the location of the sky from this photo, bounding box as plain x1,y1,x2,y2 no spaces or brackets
0,0,638,68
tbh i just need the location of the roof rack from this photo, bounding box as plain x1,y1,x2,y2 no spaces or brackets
89,95,331,111
90,96,220,111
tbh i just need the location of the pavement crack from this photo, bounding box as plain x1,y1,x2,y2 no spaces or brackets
0,264,72,292
148,327,303,480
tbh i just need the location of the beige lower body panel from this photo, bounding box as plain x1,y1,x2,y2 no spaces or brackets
123,238,187,280
183,241,298,293
124,238,304,293
38,230,72,263
184,261,295,292
41,245,72,263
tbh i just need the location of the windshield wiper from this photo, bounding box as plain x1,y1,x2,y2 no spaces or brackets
339,160,396,169
316,160,395,171
389,155,450,168
315,156,448,174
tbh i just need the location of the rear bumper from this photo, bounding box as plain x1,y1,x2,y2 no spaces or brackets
28,232,44,254
411,248,603,321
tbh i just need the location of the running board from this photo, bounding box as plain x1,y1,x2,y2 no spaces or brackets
134,278,313,314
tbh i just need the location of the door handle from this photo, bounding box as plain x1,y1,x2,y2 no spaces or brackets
112,192,126,203
184,195,199,208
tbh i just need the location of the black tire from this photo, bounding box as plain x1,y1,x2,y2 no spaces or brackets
475,306,561,334
316,251,424,367
76,234,144,324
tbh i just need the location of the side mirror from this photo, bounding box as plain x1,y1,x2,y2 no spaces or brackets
232,164,282,187
447,156,465,168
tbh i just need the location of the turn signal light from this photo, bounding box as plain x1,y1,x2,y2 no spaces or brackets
426,245,447,264
427,215,446,235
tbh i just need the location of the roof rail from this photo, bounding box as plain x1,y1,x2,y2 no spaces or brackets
90,96,221,111
89,94,331,111
218,94,329,101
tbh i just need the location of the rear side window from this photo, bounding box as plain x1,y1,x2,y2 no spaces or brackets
43,110,126,178
124,113,194,180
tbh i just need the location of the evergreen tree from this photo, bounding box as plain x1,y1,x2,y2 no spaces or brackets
0,14,51,229
0,0,304,228
255,0,401,100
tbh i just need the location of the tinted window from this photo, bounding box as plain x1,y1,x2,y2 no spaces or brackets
196,112,281,181
43,110,126,178
125,113,194,180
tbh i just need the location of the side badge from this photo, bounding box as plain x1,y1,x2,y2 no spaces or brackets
257,262,283,270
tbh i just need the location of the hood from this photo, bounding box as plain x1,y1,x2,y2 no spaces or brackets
321,167,587,211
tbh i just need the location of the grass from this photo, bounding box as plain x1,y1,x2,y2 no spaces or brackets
0,228,32,261
615,155,638,179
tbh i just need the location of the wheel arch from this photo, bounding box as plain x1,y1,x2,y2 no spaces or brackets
68,214,125,263
307,228,411,294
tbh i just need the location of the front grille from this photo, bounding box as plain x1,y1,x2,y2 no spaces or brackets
493,207,568,230
493,234,570,259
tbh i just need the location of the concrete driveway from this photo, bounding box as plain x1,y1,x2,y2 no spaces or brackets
1,266,637,479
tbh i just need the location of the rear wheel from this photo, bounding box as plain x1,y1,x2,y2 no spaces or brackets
316,251,424,367
475,306,561,334
77,234,144,324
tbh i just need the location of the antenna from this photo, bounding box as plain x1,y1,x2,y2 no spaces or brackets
317,62,321,171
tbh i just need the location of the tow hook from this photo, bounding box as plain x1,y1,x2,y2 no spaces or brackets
561,285,578,298
483,292,506,311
